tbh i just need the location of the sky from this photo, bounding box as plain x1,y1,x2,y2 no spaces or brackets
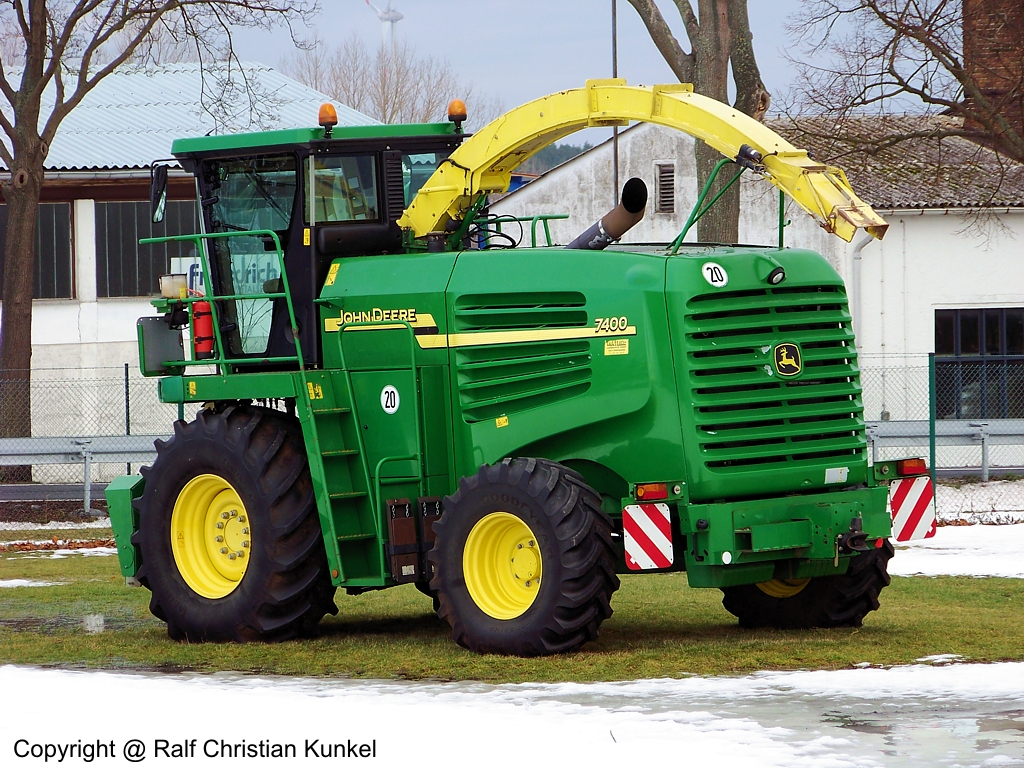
231,0,808,141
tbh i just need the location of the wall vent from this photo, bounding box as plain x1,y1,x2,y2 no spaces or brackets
656,163,675,213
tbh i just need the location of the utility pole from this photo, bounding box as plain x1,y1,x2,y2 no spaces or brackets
612,0,619,205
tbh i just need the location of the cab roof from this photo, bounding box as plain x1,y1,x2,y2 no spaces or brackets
171,122,458,157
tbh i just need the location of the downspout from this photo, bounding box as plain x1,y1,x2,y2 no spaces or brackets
851,232,873,340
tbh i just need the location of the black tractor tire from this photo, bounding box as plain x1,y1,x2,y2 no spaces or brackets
721,540,895,629
132,405,338,642
429,457,620,656
414,581,441,613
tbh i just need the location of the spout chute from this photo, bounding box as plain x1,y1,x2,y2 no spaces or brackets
398,79,888,243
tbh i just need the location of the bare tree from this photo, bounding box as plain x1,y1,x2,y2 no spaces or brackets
627,0,769,243
0,0,315,478
786,0,1024,166
281,34,503,129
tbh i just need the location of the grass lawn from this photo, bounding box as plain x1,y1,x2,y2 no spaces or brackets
1,550,1021,684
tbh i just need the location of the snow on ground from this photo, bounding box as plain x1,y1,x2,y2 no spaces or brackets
3,546,117,559
891,523,1024,578
0,519,111,532
0,579,64,588
2,663,1023,767
936,480,1024,524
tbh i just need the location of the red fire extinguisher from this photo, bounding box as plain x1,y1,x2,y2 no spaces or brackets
192,301,215,359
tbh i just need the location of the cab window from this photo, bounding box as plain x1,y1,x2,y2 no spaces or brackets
306,155,379,224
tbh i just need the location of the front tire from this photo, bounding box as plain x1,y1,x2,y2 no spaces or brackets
132,406,337,642
429,458,619,656
721,540,894,629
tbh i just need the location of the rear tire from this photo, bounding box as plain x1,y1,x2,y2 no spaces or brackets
132,406,338,642
721,541,894,629
429,458,619,656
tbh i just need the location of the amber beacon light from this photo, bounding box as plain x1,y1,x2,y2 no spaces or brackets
447,99,467,132
319,103,339,138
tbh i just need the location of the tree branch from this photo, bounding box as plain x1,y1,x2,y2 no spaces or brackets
626,0,694,83
727,0,768,120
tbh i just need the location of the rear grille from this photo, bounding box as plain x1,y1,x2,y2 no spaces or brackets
685,285,864,471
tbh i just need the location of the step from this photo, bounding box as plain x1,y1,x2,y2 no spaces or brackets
337,533,376,542
329,490,367,500
322,448,359,457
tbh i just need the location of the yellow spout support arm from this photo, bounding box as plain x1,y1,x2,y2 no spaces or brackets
398,79,887,243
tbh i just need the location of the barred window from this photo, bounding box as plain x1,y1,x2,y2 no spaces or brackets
0,203,73,299
935,308,1024,419
655,163,675,214
96,200,200,297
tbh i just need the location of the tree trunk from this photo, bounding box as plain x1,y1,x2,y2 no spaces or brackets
0,150,44,482
693,0,735,243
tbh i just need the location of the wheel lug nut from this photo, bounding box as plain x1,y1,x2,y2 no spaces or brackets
517,543,523,549
242,541,249,548
528,540,535,547
230,510,238,517
242,527,249,535
216,522,224,529
239,516,246,523
220,547,228,554
525,581,531,587
215,536,223,543
236,551,244,558
229,553,236,560
221,512,229,520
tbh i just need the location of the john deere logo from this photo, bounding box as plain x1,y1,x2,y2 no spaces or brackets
774,343,802,377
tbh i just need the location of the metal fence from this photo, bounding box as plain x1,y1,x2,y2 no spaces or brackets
0,366,179,484
1,358,1023,524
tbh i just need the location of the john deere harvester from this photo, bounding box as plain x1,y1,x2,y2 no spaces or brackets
106,80,927,656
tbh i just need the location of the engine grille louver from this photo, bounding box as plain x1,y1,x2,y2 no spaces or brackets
684,285,865,472
454,292,592,422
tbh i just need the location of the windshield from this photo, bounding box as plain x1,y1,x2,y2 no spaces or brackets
203,155,297,356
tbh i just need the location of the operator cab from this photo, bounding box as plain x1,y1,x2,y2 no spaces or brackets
159,106,468,369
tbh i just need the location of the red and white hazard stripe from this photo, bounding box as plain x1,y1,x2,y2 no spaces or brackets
623,503,674,571
889,476,936,541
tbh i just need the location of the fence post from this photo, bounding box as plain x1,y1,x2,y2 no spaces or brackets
929,353,937,491
124,363,131,474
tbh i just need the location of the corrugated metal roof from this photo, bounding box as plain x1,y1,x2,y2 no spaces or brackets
769,115,1024,209
1,63,377,171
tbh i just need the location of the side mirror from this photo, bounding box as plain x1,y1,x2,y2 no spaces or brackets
150,164,168,224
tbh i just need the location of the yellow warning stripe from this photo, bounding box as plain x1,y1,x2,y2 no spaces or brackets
325,311,636,349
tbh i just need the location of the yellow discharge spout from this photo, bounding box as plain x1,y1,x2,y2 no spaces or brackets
398,80,887,244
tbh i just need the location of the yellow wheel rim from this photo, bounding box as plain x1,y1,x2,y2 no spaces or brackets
170,474,251,599
756,577,811,598
463,512,542,620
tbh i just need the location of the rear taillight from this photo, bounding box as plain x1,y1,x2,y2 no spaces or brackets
897,458,927,476
635,482,668,500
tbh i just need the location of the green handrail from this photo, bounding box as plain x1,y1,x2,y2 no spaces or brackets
140,229,303,373
335,320,425,522
670,158,746,254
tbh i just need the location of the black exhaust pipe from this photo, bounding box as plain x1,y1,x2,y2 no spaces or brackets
566,177,648,250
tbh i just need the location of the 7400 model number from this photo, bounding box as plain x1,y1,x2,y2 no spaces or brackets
594,316,629,333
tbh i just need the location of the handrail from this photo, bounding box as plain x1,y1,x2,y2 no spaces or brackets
335,320,425,522
139,229,303,373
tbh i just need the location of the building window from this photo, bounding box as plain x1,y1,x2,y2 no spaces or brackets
655,163,675,213
0,203,73,299
96,200,200,297
935,308,1024,419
